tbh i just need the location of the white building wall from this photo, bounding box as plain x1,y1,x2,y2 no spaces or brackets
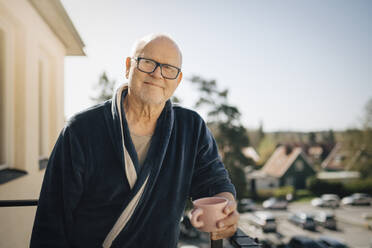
255,177,280,190
0,0,71,247
0,0,66,174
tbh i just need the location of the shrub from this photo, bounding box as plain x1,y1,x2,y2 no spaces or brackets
307,176,372,196
273,186,294,198
256,186,294,201
257,189,274,200
307,177,347,196
344,179,372,194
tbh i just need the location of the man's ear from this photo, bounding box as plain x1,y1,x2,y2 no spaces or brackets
176,71,183,87
125,57,131,79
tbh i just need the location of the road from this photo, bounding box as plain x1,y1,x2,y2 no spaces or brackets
239,202,372,248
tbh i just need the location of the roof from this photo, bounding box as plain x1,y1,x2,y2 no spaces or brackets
261,146,308,178
29,0,85,55
242,146,260,162
321,143,349,171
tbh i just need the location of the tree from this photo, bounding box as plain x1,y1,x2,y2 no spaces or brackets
258,120,265,143
91,72,116,104
363,98,372,130
323,129,335,146
190,76,253,198
171,96,182,104
342,98,372,178
308,132,316,146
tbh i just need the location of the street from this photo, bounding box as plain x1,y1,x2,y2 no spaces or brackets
239,202,372,248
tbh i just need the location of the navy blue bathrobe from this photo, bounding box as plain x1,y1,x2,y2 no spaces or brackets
30,89,236,248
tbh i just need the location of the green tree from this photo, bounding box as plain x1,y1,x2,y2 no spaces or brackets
190,76,253,199
171,96,182,104
91,72,116,104
342,98,372,178
363,98,372,129
258,121,265,143
308,132,317,146
324,129,335,146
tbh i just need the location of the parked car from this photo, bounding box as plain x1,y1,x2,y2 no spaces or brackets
263,197,288,210
238,198,256,212
288,212,316,230
250,211,277,232
341,193,371,206
317,237,348,248
311,194,340,208
288,236,326,248
314,211,337,229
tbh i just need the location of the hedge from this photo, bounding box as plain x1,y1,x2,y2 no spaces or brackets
307,177,372,197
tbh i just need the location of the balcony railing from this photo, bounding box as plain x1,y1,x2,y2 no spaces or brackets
0,199,260,248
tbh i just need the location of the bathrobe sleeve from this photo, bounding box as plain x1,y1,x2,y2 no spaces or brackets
190,121,236,200
30,125,86,248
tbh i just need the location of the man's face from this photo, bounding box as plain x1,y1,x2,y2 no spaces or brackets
126,38,182,106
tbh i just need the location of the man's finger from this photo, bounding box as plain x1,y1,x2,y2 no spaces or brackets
224,200,237,215
218,210,239,228
211,224,237,240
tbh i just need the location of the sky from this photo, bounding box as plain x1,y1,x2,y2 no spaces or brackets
61,0,372,132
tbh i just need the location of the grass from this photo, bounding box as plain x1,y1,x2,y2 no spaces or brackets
293,195,314,203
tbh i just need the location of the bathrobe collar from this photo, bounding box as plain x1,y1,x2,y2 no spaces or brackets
102,84,174,247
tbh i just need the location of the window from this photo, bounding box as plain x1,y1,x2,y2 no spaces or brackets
285,177,293,186
295,160,304,171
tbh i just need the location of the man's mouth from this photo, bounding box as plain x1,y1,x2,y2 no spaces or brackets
144,81,162,88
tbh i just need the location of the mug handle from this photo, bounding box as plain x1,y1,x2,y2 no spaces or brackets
190,208,204,228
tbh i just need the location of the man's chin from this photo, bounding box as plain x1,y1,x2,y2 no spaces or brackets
139,93,165,106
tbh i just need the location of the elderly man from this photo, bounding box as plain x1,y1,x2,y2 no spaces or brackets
30,34,238,247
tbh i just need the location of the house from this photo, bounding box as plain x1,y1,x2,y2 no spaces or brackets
0,0,84,246
246,169,279,191
254,145,315,189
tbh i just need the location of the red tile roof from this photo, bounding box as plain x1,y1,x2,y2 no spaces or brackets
321,143,347,171
261,146,303,178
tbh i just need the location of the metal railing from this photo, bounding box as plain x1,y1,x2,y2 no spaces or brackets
0,199,260,248
0,199,38,207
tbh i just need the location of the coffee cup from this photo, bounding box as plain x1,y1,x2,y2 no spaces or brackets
190,196,228,232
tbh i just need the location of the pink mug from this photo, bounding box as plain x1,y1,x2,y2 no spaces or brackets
190,196,228,232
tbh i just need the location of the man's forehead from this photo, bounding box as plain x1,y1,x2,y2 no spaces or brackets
136,37,182,66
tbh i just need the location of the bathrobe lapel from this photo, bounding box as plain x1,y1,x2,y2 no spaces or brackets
103,84,174,247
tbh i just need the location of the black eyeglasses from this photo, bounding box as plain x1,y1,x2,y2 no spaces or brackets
132,57,181,80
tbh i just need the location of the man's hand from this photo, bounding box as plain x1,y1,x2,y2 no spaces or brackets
211,192,239,240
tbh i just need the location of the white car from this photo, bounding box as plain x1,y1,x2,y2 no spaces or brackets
250,211,277,232
314,211,337,229
342,193,371,206
288,212,316,230
311,194,340,208
262,197,288,210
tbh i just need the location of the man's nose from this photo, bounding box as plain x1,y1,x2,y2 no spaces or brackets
150,65,163,79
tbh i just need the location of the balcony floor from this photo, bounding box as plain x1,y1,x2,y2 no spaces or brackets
0,170,44,248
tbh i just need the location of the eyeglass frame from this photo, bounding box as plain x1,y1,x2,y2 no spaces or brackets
131,57,181,80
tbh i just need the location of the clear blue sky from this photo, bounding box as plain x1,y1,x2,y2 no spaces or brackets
61,0,371,132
